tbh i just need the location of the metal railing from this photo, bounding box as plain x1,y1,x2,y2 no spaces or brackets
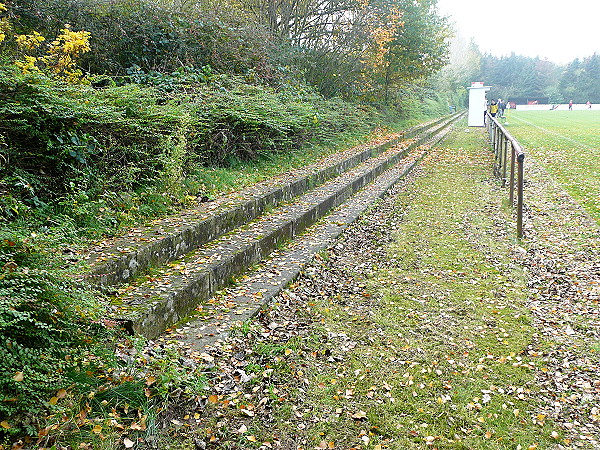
485,112,525,238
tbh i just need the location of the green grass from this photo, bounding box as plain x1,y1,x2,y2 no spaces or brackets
505,110,600,223
217,120,562,449
299,123,556,448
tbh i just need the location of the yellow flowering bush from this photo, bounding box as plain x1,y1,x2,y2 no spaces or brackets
43,24,91,80
15,30,45,50
1,1,91,83
0,2,9,44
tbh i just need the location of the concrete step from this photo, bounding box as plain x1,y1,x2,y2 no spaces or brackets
77,115,455,289
107,114,462,338
172,122,455,349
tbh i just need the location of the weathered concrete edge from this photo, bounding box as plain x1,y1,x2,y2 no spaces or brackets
82,114,459,288
175,128,446,349
132,118,458,338
118,118,459,337
121,144,408,336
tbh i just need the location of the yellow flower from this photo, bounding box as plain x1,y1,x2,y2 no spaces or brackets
16,31,45,50
14,55,40,74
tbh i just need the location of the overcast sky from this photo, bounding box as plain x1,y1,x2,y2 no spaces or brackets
436,0,600,64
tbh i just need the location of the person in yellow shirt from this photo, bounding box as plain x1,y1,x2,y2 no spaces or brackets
489,100,499,117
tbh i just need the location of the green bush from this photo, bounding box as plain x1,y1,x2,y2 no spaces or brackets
0,233,102,439
0,68,174,206
0,67,338,222
190,84,319,164
10,0,275,78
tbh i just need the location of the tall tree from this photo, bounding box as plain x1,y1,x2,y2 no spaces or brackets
238,0,450,98
577,54,600,103
382,0,450,93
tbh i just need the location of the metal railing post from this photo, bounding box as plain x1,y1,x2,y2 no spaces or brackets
485,113,526,238
517,154,525,239
502,138,508,187
509,143,516,204
496,132,502,176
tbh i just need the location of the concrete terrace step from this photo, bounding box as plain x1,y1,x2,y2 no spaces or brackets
108,114,462,338
173,121,456,349
77,115,454,289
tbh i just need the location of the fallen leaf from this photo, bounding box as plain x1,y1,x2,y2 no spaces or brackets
241,408,255,417
13,372,24,382
123,437,134,448
1,421,10,429
3,261,17,272
351,410,367,420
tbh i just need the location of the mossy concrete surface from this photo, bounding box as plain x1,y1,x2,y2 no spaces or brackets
78,115,454,288
104,114,462,338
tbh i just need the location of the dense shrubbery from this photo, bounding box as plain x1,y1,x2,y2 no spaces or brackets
0,233,104,438
0,0,452,225
10,0,276,79
0,66,383,222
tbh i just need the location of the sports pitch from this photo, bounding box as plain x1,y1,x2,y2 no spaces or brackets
502,110,600,223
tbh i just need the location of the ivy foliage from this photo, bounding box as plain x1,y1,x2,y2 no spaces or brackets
0,233,104,438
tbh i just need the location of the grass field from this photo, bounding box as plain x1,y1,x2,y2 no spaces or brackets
193,123,560,449
504,110,600,222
